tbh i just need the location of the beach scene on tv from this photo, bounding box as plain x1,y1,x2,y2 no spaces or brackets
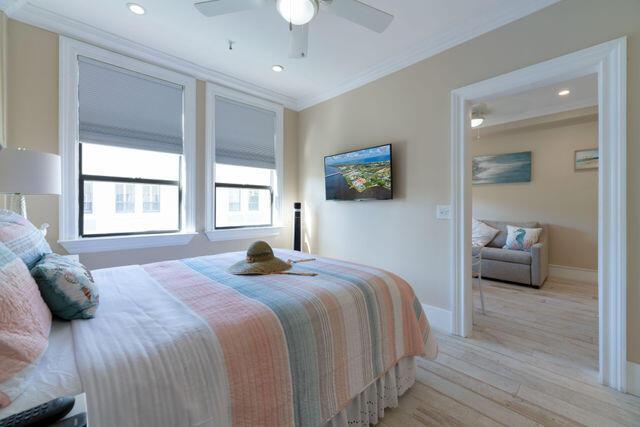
324,145,392,200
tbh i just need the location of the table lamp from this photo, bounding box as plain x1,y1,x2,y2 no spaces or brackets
0,147,62,220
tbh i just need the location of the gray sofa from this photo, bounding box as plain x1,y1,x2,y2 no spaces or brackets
475,220,549,288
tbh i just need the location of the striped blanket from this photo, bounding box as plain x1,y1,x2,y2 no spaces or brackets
74,250,437,426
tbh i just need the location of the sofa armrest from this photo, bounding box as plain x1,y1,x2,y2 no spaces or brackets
530,228,549,287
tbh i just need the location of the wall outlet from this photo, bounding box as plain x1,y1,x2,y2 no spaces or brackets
436,205,452,220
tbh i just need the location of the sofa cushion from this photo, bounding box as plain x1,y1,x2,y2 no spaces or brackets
504,225,543,251
481,220,540,248
472,218,500,248
481,247,532,265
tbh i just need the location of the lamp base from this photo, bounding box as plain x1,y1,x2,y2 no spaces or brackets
5,193,27,219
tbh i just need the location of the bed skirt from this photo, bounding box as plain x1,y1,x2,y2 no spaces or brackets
323,357,416,427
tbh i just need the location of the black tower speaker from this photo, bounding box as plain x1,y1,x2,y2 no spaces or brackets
293,202,301,251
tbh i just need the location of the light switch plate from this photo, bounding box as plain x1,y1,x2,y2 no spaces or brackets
436,205,452,220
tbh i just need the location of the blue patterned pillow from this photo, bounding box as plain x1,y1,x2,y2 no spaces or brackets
30,254,99,320
0,210,52,269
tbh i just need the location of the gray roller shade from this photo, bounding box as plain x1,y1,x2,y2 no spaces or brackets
78,56,184,154
215,96,276,169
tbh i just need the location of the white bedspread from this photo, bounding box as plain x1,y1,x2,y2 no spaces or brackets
72,266,230,427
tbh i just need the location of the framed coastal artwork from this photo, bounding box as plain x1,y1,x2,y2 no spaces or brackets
472,151,532,185
575,148,599,171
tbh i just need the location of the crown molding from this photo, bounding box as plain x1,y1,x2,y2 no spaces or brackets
295,0,561,110
0,0,25,16
1,1,299,110
1,0,560,111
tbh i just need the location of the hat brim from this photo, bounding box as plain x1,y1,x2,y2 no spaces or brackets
228,256,292,275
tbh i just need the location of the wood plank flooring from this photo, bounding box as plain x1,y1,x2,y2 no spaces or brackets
379,278,640,426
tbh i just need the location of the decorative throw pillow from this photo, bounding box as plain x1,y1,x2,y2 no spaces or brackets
0,242,52,408
30,254,99,320
0,210,52,269
503,225,543,251
472,218,500,248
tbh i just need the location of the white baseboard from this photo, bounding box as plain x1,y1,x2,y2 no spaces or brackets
422,304,452,334
628,362,640,397
548,264,598,285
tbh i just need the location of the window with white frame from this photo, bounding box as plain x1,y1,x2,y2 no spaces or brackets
206,86,284,236
115,184,136,214
83,182,93,214
59,38,196,249
143,185,161,213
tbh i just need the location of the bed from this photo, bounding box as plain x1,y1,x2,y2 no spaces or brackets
0,249,437,426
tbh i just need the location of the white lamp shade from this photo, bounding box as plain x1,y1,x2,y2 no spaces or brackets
0,148,61,195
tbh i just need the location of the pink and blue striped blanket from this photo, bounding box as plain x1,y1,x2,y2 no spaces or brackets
72,250,437,426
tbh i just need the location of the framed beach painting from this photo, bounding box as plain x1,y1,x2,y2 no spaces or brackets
472,151,532,185
575,148,599,171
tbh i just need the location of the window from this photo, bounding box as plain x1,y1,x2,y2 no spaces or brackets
248,190,260,211
58,41,197,244
206,86,283,236
143,185,161,212
83,182,93,214
59,38,196,251
228,189,241,212
115,183,136,213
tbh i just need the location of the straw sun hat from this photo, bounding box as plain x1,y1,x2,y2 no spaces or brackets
228,241,292,275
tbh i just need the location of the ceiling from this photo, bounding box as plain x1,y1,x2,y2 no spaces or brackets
2,0,559,110
477,74,598,128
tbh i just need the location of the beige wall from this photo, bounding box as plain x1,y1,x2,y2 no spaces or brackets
0,12,6,148
5,19,299,270
472,115,598,270
298,0,640,362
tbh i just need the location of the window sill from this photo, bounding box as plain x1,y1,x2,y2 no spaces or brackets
205,226,283,242
59,232,198,254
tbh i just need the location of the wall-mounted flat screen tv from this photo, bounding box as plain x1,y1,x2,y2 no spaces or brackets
324,144,393,201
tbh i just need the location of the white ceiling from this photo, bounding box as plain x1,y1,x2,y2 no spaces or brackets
2,0,559,109
477,74,598,128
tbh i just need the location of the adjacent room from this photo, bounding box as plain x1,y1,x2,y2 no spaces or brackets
0,1,639,426
470,75,600,383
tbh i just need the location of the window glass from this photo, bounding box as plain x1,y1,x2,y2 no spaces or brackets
82,143,180,181
83,182,93,214
143,185,161,212
83,181,179,235
214,163,273,229
216,187,271,229
215,164,271,186
115,184,135,213
248,190,260,211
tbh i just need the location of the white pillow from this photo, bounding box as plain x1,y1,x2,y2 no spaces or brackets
472,218,499,248
503,225,542,251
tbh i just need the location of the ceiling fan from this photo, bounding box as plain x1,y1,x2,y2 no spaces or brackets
194,0,394,58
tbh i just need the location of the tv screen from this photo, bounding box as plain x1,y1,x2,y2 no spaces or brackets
324,144,393,201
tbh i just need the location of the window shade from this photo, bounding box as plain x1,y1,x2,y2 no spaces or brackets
215,96,276,169
78,56,184,154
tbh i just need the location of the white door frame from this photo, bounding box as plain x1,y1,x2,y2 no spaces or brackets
450,38,627,391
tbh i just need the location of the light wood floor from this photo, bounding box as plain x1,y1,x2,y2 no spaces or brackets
380,278,640,427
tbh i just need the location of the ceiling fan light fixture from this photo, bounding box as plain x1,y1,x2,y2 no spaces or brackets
471,110,485,128
276,0,318,26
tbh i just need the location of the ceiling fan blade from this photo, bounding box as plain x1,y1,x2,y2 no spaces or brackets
289,24,309,59
194,0,268,17
323,0,393,33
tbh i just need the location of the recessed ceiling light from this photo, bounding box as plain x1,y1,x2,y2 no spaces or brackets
558,89,571,96
127,3,146,15
272,65,285,73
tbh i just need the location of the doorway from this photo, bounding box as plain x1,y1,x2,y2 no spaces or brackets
450,38,627,390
